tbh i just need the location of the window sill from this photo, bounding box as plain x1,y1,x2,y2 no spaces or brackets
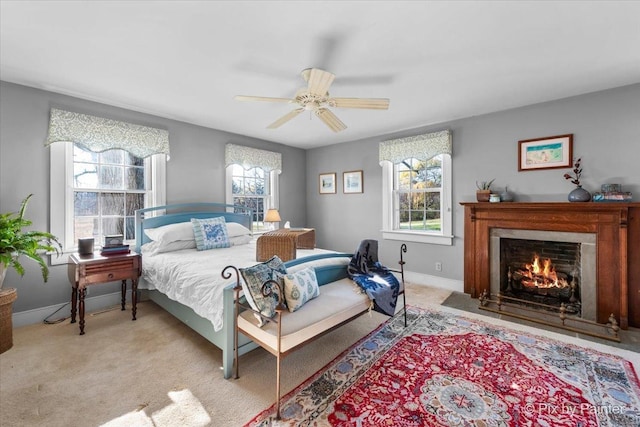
382,230,453,246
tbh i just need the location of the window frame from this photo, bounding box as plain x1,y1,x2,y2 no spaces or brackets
49,142,166,264
381,154,452,245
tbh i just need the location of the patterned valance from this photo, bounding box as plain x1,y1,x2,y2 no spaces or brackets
225,143,282,174
379,130,452,164
45,108,170,158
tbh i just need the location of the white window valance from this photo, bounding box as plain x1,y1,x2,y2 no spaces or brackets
225,143,282,174
45,108,170,158
379,130,452,164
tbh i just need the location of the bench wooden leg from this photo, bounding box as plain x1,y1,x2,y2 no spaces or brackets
276,352,282,420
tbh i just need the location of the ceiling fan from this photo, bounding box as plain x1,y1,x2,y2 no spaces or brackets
234,68,390,132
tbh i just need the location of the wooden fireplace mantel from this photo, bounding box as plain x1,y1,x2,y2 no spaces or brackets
460,202,640,329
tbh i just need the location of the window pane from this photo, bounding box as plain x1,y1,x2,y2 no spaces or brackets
244,178,257,194
101,149,123,165
101,193,125,215
125,217,136,240
411,192,425,210
426,192,441,210
100,165,123,189
73,145,98,162
74,163,98,188
126,193,144,216
232,177,243,195
125,152,144,166
426,211,441,231
102,217,124,236
398,192,410,211
74,192,99,215
397,170,411,190
398,210,410,229
74,216,97,241
125,166,145,190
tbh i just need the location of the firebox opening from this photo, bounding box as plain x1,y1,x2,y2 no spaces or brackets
500,238,581,316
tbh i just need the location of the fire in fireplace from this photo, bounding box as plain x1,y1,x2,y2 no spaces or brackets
500,238,581,316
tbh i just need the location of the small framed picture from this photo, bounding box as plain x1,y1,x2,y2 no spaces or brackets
518,134,573,171
343,170,363,194
319,172,336,194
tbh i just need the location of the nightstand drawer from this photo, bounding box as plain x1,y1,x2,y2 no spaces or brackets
82,268,138,285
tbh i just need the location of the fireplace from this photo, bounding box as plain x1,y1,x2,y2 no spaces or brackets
461,202,640,330
490,228,596,322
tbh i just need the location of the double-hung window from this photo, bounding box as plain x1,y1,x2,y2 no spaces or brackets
225,144,281,233
380,130,453,245
46,109,169,261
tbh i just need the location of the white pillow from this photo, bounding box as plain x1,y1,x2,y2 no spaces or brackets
141,240,196,256
229,234,252,246
144,222,194,243
226,222,252,237
283,267,320,312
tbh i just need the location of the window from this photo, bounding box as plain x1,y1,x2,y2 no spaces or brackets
396,156,444,231
50,142,166,261
228,164,271,232
380,131,452,245
224,143,282,232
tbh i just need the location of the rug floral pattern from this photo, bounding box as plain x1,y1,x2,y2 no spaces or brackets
246,306,640,426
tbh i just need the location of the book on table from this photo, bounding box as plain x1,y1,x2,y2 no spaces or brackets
100,244,130,256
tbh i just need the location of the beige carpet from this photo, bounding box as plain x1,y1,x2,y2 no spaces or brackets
1,283,637,427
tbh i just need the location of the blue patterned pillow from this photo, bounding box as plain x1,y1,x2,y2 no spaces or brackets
283,267,320,312
240,256,287,326
191,217,231,250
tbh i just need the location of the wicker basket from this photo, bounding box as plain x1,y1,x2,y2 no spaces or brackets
0,288,18,354
256,233,297,262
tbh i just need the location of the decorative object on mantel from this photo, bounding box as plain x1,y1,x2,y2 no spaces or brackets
475,179,495,202
593,183,633,202
563,157,591,202
499,185,514,202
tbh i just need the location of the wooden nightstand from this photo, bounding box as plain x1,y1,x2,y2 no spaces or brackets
67,251,141,335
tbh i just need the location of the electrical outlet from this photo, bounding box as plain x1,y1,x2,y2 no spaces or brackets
435,262,442,271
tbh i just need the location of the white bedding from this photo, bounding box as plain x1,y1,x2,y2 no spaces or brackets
140,238,334,331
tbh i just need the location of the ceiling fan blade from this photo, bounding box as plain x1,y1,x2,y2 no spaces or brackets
267,108,304,129
331,97,390,110
315,108,346,132
234,95,293,103
306,68,335,96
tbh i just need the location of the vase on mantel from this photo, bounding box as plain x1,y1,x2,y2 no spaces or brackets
568,185,591,202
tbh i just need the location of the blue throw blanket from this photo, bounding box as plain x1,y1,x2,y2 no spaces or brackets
347,240,399,316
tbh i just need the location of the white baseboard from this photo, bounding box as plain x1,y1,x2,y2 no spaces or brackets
12,291,126,328
404,270,464,293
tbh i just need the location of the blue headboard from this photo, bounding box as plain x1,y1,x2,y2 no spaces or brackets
134,202,253,252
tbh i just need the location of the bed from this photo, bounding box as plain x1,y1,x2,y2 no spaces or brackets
134,202,336,378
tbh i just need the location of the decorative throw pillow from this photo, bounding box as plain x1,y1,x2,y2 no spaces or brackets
239,256,287,326
283,267,320,312
191,217,231,250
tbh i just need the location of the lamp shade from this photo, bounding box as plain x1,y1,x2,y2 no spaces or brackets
264,209,281,222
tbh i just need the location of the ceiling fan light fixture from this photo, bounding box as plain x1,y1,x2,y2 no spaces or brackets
235,67,388,131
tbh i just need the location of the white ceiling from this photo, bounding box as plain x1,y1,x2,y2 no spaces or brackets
2,1,639,149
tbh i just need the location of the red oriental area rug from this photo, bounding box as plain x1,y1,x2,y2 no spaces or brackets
245,306,640,426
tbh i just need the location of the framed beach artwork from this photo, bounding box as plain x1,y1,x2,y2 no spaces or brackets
518,134,573,171
319,172,336,194
343,170,363,194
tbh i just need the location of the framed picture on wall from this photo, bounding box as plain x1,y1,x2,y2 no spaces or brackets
518,134,573,171
319,172,336,194
343,170,363,194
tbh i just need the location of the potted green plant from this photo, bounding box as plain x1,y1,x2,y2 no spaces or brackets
476,179,495,202
0,194,61,288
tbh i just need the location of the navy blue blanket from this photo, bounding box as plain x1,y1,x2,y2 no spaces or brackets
347,240,399,317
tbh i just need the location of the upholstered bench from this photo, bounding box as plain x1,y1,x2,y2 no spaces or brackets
223,248,407,420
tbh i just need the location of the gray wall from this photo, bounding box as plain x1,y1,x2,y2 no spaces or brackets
0,81,307,313
306,83,640,285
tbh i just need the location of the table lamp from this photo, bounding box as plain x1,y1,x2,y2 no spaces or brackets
264,209,281,230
